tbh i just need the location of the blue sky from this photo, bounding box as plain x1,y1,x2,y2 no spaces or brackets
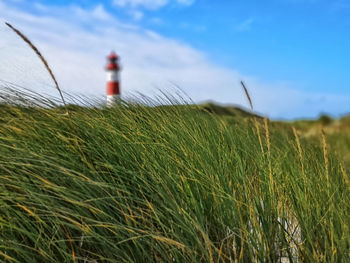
0,0,349,119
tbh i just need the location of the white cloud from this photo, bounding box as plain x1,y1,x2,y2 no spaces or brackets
129,10,144,20
112,0,195,10
0,1,348,119
176,0,195,6
235,18,255,32
113,0,169,10
149,17,164,25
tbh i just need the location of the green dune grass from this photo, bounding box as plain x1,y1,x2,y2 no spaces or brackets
0,93,349,262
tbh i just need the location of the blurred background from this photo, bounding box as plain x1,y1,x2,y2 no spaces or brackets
0,0,349,119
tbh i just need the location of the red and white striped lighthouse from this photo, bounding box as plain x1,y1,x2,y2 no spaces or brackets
106,51,121,106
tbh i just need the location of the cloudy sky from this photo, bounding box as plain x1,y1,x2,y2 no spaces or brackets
0,0,349,119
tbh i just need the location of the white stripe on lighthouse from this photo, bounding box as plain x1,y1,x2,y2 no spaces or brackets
107,71,119,82
107,95,121,107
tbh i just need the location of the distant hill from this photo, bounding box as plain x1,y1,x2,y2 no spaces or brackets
199,103,350,166
199,102,262,119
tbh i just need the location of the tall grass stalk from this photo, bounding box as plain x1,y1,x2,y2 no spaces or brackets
5,22,69,115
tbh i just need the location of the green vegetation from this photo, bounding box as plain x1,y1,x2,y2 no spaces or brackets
282,114,350,168
0,92,349,262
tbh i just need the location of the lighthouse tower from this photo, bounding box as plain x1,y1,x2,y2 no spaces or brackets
106,51,121,106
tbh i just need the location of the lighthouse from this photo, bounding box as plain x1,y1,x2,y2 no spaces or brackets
106,51,121,106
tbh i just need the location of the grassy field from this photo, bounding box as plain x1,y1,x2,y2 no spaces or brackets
0,88,349,262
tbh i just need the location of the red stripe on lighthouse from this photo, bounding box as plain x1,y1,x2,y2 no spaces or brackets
107,82,120,95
